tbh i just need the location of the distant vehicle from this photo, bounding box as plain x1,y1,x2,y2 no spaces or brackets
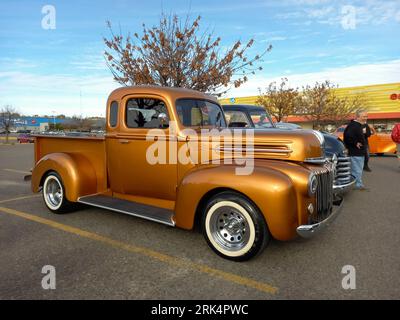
17,129,31,134
17,133,34,143
0,129,10,134
222,104,274,128
275,122,302,130
335,125,397,156
65,132,86,137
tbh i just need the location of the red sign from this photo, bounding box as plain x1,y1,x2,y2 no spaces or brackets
390,93,399,100
31,119,37,124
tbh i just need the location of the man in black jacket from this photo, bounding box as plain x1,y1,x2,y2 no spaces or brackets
344,110,369,190
363,124,372,171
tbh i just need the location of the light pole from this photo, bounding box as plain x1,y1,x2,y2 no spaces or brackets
52,110,56,130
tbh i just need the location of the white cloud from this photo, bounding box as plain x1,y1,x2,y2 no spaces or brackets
0,71,119,117
276,0,400,27
1,59,399,117
0,58,38,69
306,6,334,18
263,36,287,42
223,59,400,97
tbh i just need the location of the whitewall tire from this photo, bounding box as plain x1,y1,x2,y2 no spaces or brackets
202,191,270,261
42,172,75,213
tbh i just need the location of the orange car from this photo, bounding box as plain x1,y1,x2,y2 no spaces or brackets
335,125,397,155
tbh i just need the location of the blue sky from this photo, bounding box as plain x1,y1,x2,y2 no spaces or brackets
0,0,399,116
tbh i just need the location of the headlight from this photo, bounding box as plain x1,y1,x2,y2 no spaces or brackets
308,173,318,196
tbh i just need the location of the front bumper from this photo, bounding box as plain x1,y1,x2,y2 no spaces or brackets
333,176,355,195
296,197,344,238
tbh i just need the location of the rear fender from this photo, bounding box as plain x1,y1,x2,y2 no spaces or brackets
31,153,97,202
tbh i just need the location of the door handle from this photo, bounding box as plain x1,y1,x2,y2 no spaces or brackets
119,139,130,144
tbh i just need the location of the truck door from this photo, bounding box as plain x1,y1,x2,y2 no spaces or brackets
106,95,177,201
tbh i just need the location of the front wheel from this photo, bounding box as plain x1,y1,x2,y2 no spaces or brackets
202,192,270,261
42,171,76,214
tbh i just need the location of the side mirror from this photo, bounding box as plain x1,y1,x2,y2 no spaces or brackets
158,113,169,128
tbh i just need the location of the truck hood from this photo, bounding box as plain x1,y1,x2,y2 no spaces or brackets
183,128,324,162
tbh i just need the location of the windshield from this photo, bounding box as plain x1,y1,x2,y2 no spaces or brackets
176,99,226,127
249,110,274,128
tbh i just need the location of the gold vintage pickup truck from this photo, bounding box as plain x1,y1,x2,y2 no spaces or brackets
31,86,343,261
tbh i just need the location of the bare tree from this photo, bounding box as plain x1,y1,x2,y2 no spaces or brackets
255,78,300,122
104,13,271,96
0,105,17,144
299,81,365,129
324,94,367,127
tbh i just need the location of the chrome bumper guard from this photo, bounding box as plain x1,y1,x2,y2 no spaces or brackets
333,176,355,195
297,197,344,238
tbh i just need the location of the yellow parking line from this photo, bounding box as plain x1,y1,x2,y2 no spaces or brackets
0,206,278,295
0,194,40,204
3,168,31,174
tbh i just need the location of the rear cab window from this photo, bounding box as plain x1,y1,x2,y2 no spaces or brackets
109,101,119,127
125,98,169,129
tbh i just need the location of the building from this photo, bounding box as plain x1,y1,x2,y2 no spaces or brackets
11,117,66,132
220,82,400,130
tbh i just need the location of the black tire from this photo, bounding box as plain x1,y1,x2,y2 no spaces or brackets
202,191,270,261
42,171,76,214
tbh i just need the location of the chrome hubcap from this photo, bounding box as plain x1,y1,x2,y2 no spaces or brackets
45,177,62,207
210,207,250,252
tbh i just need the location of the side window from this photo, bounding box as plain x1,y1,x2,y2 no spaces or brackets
109,101,118,127
125,98,169,128
176,99,226,127
224,111,251,127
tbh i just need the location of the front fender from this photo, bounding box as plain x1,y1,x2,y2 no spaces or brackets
174,164,300,241
31,153,97,202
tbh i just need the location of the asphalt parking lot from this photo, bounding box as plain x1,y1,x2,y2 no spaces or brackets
0,143,399,300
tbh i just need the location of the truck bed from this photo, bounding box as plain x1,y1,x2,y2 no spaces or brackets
34,135,107,193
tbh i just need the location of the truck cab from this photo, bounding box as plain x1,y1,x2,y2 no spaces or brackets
31,86,343,261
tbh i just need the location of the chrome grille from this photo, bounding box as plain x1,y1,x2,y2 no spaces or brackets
312,168,334,223
334,156,352,185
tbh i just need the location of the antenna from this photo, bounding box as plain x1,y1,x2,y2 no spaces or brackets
79,89,82,118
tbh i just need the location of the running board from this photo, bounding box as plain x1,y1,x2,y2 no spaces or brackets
77,194,175,227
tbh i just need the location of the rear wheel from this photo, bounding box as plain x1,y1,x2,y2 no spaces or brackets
202,191,270,261
42,171,76,214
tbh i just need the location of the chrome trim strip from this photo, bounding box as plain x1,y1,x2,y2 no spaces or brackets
77,197,175,227
304,157,329,164
333,177,356,195
214,147,293,154
296,197,344,238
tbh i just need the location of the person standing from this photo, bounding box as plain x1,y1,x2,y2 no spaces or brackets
363,123,372,172
391,123,400,167
344,110,369,190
